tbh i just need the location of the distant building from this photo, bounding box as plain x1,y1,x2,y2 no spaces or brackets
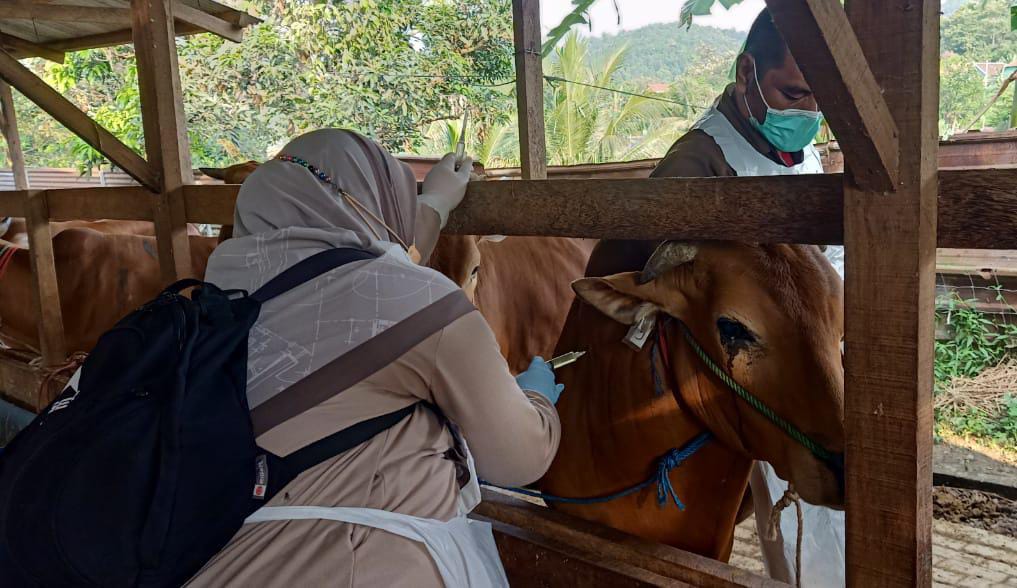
646,82,670,94
974,61,1007,79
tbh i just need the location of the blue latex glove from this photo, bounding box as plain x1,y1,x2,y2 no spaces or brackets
514,356,564,404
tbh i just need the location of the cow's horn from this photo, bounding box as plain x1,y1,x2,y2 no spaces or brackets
200,167,226,180
639,241,698,284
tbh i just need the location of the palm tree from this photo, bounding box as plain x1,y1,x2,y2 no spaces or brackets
421,116,517,168
543,32,684,166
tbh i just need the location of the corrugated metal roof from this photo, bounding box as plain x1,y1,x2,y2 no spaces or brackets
0,167,218,190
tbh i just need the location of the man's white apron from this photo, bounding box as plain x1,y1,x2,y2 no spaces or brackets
246,438,508,588
693,106,845,587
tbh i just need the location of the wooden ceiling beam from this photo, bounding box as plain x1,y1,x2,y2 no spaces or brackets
171,2,245,44
0,33,64,64
0,49,158,191
0,2,132,22
766,0,900,192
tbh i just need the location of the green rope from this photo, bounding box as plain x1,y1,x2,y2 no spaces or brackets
675,321,838,467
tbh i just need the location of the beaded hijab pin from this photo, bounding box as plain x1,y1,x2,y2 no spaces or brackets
275,153,420,263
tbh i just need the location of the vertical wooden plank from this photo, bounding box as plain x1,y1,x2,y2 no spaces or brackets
0,80,28,190
24,191,67,367
843,0,939,586
132,0,194,283
512,0,547,180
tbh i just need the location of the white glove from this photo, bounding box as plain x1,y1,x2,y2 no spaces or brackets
420,153,473,228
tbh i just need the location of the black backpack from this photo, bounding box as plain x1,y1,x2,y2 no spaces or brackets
0,248,416,587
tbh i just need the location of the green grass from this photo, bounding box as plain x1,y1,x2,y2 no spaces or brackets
934,294,1017,449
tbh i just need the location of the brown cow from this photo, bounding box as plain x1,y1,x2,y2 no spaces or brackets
431,234,596,373
0,219,202,249
540,241,844,562
0,230,218,354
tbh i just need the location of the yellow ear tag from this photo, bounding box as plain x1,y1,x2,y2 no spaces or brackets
408,244,422,265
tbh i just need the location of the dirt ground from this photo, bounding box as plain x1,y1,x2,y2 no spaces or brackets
935,487,1017,538
732,511,1017,587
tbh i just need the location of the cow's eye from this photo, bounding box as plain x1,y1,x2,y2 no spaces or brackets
717,317,756,347
470,266,480,279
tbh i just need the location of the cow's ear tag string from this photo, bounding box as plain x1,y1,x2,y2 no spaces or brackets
624,313,655,351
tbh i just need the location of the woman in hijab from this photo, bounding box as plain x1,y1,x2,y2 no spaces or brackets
186,129,561,587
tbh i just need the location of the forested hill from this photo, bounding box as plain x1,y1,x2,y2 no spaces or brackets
586,22,743,83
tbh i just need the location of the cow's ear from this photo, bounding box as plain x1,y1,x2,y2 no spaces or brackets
572,272,660,325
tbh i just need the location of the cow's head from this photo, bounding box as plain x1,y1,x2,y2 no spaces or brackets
428,234,505,302
572,241,844,507
200,161,260,185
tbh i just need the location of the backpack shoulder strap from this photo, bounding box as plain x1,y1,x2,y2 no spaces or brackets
277,403,418,475
251,248,376,304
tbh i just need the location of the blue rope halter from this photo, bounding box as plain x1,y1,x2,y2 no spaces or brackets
482,432,710,510
481,327,711,510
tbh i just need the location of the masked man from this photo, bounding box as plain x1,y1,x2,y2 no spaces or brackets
652,9,844,586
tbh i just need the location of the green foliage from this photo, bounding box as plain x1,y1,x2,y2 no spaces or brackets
678,0,742,29
543,32,684,165
935,298,1017,387
939,0,1017,135
542,0,598,56
941,397,1017,446
935,296,1017,446
942,0,1017,62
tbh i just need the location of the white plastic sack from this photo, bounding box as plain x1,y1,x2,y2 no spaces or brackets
750,462,845,587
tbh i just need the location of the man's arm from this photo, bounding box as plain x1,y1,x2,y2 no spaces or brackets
651,130,736,179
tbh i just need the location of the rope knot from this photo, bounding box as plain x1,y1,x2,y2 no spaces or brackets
654,448,687,510
767,483,804,588
652,432,712,511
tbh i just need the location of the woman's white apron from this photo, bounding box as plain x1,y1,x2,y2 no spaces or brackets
245,440,507,588
693,106,846,587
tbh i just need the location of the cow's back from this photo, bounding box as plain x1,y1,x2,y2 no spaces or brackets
475,237,595,374
0,229,217,354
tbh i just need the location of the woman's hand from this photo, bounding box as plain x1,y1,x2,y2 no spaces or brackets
420,153,474,228
514,357,565,405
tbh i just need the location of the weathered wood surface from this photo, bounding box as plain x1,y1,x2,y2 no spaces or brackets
511,0,547,180
0,33,64,64
0,80,28,190
23,191,67,367
767,0,899,192
0,1,245,43
475,490,782,588
0,167,1009,248
0,50,155,189
843,0,939,585
172,2,246,43
0,2,133,22
484,520,684,587
132,0,194,282
0,351,68,413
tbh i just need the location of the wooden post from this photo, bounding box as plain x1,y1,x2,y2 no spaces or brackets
843,1,938,585
132,0,194,283
24,191,67,367
512,0,547,179
0,80,28,190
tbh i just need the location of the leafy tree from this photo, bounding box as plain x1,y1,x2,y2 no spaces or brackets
586,22,742,84
940,53,991,135
942,0,1017,62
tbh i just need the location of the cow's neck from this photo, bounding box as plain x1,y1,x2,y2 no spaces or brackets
541,300,752,560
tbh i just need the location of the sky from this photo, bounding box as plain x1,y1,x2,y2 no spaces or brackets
541,0,765,38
